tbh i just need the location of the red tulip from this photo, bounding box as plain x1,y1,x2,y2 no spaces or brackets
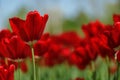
0,64,15,80
0,29,12,41
0,36,31,59
69,47,90,70
9,11,48,42
59,31,82,47
113,14,120,23
82,20,105,38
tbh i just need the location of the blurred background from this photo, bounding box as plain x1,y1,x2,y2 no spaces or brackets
0,0,119,35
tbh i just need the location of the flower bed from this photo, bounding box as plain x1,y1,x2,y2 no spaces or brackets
0,10,120,80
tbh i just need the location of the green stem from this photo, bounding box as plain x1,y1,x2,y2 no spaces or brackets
106,57,110,80
91,61,96,80
108,67,110,80
114,62,120,80
117,62,120,80
93,70,96,80
31,48,36,80
19,67,21,80
18,61,21,80
36,64,40,80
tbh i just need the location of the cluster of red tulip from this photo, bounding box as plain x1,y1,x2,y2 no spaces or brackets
0,10,120,80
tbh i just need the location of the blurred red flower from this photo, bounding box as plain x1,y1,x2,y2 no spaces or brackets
75,77,85,80
0,36,31,59
0,64,15,80
34,33,50,57
113,14,120,23
69,47,90,70
82,20,105,38
20,61,28,73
